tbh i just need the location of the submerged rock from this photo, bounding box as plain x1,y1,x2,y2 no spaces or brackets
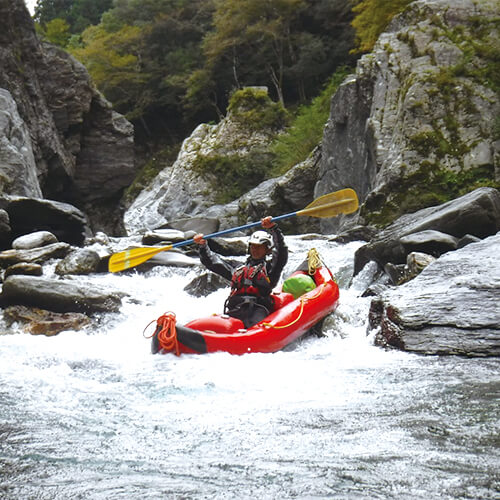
3,305,91,336
368,233,500,357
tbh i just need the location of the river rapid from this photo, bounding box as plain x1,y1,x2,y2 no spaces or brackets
0,237,498,499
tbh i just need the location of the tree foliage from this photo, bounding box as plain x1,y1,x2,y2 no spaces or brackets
37,0,357,147
34,0,113,33
351,0,413,53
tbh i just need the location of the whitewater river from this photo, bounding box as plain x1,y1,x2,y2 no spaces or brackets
0,237,498,499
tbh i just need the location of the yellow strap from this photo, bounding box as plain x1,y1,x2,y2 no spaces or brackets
262,284,325,330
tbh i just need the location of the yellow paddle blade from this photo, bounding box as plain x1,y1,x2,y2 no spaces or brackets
108,244,173,273
297,188,358,218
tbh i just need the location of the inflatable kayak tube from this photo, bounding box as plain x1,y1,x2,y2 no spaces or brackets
151,266,339,355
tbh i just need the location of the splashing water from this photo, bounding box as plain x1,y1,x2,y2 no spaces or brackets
0,237,498,499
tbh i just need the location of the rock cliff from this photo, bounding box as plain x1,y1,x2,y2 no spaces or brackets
0,0,135,235
316,0,499,233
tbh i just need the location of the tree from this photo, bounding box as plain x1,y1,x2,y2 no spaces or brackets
203,0,307,105
351,0,413,53
34,0,113,33
70,24,147,111
45,17,71,46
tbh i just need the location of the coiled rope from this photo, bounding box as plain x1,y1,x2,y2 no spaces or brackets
307,247,322,275
143,312,179,355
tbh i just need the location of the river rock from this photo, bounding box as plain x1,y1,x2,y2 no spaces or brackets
12,230,58,250
399,230,459,257
141,229,186,245
0,196,91,245
0,242,71,268
0,275,124,313
4,262,43,279
368,233,500,356
164,217,220,235
0,209,10,249
184,272,231,297
354,187,500,274
3,305,91,336
55,248,101,276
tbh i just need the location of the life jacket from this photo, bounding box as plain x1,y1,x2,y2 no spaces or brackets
230,261,271,298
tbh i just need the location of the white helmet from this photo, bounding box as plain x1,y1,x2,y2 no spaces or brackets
248,230,273,249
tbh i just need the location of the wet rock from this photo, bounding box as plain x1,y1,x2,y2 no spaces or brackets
399,230,459,257
0,275,124,313
4,262,43,279
329,225,378,244
142,229,186,246
354,188,500,274
368,233,500,357
384,263,406,285
184,272,230,297
3,305,91,336
404,252,436,281
55,248,101,275
12,230,58,250
164,216,220,235
0,196,91,245
207,238,248,257
0,242,71,268
457,234,481,249
0,209,10,249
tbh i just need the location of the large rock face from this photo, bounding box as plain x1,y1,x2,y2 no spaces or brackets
368,233,500,357
316,0,499,234
0,0,135,235
125,89,285,235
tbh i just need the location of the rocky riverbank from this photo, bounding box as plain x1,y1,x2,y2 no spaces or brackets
0,187,498,357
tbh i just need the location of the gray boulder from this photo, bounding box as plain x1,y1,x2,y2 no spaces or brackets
4,262,43,279
1,275,124,313
0,196,91,245
368,233,500,356
399,230,459,257
55,248,101,276
12,230,58,250
354,187,500,274
0,242,71,268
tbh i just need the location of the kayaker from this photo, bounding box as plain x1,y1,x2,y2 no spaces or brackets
193,216,288,328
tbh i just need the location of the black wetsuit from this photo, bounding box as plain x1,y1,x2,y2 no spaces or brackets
198,225,288,328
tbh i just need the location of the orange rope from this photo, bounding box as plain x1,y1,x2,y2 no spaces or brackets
262,284,325,330
145,312,179,355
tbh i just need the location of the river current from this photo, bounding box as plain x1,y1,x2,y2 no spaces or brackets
0,237,498,499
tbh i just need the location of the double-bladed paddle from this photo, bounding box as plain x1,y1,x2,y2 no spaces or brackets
108,188,358,273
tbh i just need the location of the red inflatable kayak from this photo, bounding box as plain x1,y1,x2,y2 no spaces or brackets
151,265,339,355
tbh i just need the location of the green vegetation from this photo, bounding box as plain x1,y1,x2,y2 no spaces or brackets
271,66,352,175
227,88,289,132
362,163,500,227
351,0,413,53
191,151,273,204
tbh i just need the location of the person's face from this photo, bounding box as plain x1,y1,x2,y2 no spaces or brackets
249,243,268,260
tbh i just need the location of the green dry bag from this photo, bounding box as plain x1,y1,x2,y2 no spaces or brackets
282,273,316,299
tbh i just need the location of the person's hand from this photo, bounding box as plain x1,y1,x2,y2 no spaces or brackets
261,216,275,229
193,233,207,246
